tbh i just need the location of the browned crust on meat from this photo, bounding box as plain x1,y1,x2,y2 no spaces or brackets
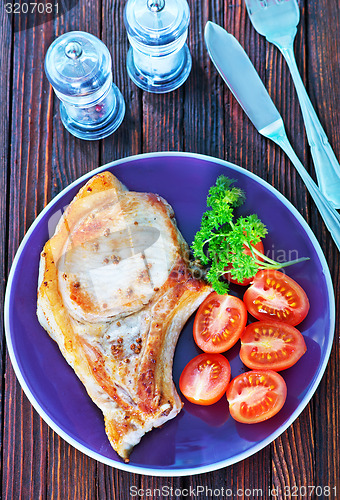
136,257,207,414
37,171,212,460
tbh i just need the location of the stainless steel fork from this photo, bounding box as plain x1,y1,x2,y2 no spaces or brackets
244,0,340,208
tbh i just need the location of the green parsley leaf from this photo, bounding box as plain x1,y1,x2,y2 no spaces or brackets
192,176,308,294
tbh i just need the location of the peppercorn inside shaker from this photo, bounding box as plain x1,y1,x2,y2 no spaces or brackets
124,0,192,93
44,31,125,140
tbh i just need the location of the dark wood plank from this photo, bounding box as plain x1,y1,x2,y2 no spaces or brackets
306,0,340,159
2,372,48,499
271,415,315,497
187,450,271,498
3,11,55,500
45,0,105,496
306,0,340,495
183,0,225,157
2,1,103,499
50,1,102,194
313,328,340,494
185,0,268,493
0,1,12,483
224,0,268,179
99,1,147,494
101,0,143,164
96,466,141,500
46,432,96,500
305,0,340,253
141,91,184,152
96,465,183,499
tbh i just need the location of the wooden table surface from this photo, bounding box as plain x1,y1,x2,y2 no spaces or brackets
1,0,339,498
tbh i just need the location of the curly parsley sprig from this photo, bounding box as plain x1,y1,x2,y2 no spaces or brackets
192,176,308,294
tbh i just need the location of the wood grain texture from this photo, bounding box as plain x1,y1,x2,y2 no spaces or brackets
3,11,55,500
0,0,11,469
1,0,339,498
183,0,225,157
101,0,143,163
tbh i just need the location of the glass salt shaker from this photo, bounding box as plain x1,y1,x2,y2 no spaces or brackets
124,0,192,93
44,31,125,140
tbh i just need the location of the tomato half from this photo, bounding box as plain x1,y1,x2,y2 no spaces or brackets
243,270,309,326
193,292,247,353
226,370,287,423
224,240,265,286
179,353,231,405
240,321,307,371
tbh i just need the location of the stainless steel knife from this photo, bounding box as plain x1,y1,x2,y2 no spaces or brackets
204,21,340,252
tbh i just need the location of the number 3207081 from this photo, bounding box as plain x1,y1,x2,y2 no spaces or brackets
5,3,59,14
284,485,337,497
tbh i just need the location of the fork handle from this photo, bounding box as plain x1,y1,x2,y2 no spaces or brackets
279,45,340,209
269,128,340,252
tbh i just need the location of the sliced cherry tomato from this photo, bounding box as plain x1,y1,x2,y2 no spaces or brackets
240,321,307,371
226,369,287,423
243,270,309,326
224,240,265,286
193,292,247,353
179,353,231,405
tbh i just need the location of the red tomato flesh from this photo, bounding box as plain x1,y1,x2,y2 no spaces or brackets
193,292,247,353
240,321,307,371
224,240,265,286
179,353,231,405
243,270,309,326
226,370,287,423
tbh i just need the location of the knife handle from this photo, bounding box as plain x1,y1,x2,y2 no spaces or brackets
280,45,340,209
270,128,340,252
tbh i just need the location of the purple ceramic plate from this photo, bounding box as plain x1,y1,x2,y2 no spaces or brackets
5,152,335,476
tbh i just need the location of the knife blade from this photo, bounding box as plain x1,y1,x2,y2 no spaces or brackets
204,21,283,137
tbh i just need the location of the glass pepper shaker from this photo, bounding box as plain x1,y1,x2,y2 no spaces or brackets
124,0,192,93
44,31,125,140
